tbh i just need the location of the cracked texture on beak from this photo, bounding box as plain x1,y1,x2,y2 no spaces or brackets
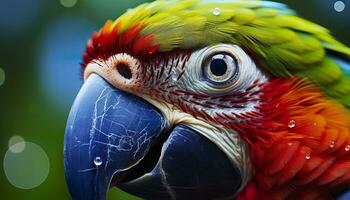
64,74,168,200
64,74,242,200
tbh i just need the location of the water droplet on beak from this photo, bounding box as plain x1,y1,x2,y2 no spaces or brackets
94,156,103,166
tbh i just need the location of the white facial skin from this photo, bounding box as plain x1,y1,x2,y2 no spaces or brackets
84,44,268,193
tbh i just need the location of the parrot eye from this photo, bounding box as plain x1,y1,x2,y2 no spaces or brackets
184,44,264,95
204,53,238,84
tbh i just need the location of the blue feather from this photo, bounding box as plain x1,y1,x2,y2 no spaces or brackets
261,1,296,14
261,1,286,9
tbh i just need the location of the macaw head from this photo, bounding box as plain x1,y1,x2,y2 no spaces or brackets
64,0,350,199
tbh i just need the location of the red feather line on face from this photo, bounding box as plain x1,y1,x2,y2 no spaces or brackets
234,78,350,200
82,20,160,70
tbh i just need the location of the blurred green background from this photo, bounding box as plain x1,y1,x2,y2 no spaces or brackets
0,0,349,199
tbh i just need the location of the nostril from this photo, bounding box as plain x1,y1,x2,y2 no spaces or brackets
116,63,132,79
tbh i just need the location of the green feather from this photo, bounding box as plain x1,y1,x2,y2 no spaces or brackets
296,58,342,86
324,76,350,98
115,0,350,109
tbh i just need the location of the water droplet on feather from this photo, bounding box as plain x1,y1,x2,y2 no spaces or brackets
212,7,221,16
288,120,296,128
345,145,350,151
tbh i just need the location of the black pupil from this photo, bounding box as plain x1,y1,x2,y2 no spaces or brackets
116,63,132,79
210,58,227,76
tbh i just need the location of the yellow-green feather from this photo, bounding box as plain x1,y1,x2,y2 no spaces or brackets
115,0,350,109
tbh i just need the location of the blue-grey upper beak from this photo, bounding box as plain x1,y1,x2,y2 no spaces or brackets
64,74,241,200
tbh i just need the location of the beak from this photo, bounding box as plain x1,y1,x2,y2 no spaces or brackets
64,74,242,200
64,74,168,199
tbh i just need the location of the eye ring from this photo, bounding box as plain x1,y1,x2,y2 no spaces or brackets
203,52,239,86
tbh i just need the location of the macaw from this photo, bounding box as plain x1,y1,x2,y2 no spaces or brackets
63,0,350,199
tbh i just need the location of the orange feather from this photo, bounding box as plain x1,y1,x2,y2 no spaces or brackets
235,78,350,199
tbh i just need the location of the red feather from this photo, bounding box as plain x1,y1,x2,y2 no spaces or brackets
234,78,350,199
82,21,159,70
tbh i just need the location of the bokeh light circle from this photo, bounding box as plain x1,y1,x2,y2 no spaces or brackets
0,68,5,86
39,16,97,109
8,136,26,153
334,1,345,12
4,142,50,189
59,0,77,8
